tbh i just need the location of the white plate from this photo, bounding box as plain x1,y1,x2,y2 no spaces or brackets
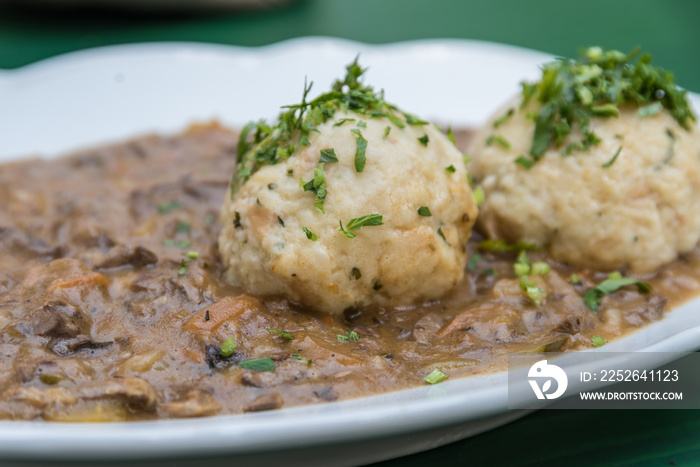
1,38,700,466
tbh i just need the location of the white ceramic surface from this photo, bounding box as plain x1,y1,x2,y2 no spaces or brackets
1,38,699,466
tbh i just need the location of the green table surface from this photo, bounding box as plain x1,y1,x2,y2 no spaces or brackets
2,1,699,466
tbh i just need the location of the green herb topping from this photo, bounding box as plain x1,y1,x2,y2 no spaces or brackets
176,220,191,234
337,330,360,342
219,337,237,357
515,155,536,169
510,47,695,165
478,239,538,253
351,128,368,172
437,227,450,245
319,148,339,163
267,329,295,340
472,186,485,205
493,108,515,128
513,250,531,277
292,353,313,365
602,146,622,168
302,226,320,241
444,164,456,174
350,267,362,280
163,239,192,249
446,126,457,146
339,214,384,239
239,357,276,372
418,134,429,146
425,369,448,384
467,254,481,271
418,206,432,217
520,276,545,306
233,58,425,195
591,335,607,347
157,201,181,213
583,273,652,312
486,134,511,149
301,166,328,213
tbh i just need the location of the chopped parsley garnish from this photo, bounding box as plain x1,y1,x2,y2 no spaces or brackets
232,58,430,195
384,126,391,137
418,206,432,217
219,337,237,357
520,276,545,306
493,108,514,127
602,146,622,168
186,251,199,259
425,369,448,385
233,59,401,195
233,211,242,228
445,165,456,173
302,226,319,241
583,273,652,312
510,46,695,165
339,214,384,238
437,227,450,245
472,186,485,205
350,267,362,280
163,238,192,249
638,101,664,118
372,278,383,291
486,134,511,149
478,239,538,253
357,120,367,128
513,250,531,277
480,268,497,277
337,330,360,342
300,166,328,213
591,335,607,347
467,254,481,271
405,114,428,125
351,128,367,172
267,329,295,340
333,118,356,127
570,273,582,285
531,261,551,276
319,148,339,163
268,183,277,190
177,259,187,276
515,155,535,169
446,126,457,146
176,220,191,234
157,201,181,213
239,357,276,372
418,134,429,146
278,216,285,227
291,353,313,365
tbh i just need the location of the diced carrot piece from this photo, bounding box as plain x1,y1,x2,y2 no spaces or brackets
181,348,203,364
186,295,263,333
53,273,109,290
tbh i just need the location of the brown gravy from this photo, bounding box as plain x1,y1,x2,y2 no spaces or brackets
1,123,699,421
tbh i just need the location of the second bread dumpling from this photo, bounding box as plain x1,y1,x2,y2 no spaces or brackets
469,47,700,273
